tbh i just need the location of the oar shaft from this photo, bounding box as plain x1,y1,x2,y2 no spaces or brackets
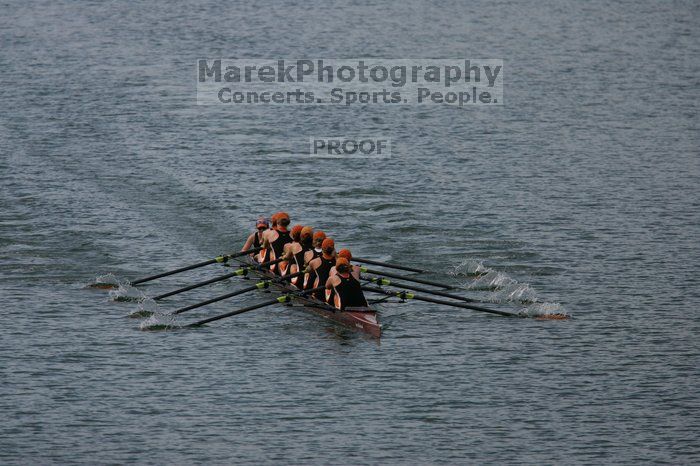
131,247,262,285
187,298,281,326
153,257,285,300
353,257,427,273
186,285,326,327
362,286,518,317
361,267,452,289
132,258,217,285
170,270,304,315
366,278,476,303
172,284,258,315
154,270,242,300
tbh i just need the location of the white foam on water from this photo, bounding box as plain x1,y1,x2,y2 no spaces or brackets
521,301,568,318
449,259,487,276
129,297,159,317
139,312,176,331
109,283,147,302
449,257,565,315
95,273,121,286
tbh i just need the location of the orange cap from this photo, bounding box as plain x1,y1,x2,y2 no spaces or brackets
335,257,350,273
277,211,290,221
335,257,349,267
313,230,326,242
321,238,335,252
338,249,352,260
290,224,303,240
301,226,314,239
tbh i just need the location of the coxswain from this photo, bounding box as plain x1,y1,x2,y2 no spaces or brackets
306,237,336,300
261,212,292,274
241,217,269,253
326,257,369,310
284,225,313,288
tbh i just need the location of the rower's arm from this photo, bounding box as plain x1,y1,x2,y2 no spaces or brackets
282,242,293,259
326,275,339,289
261,232,271,249
241,233,255,252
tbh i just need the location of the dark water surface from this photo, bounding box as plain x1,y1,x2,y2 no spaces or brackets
1,0,699,464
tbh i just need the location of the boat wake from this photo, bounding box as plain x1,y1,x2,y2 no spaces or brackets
449,259,570,319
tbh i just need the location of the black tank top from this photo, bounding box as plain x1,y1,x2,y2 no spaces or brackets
303,249,322,290
313,256,335,300
334,274,368,310
270,230,292,258
293,244,310,270
253,231,262,249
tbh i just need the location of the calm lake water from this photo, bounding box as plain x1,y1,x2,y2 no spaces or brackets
1,0,698,464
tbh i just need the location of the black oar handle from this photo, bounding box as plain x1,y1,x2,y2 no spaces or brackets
353,257,427,273
130,247,262,285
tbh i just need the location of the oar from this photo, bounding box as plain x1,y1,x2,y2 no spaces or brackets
186,286,326,327
364,277,478,303
359,267,452,289
362,285,522,318
352,257,427,273
170,271,303,315
131,247,262,285
152,257,284,300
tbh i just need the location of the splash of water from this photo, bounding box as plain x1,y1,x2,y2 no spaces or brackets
449,259,487,276
450,257,566,317
129,297,159,318
87,273,122,289
109,283,146,302
139,312,177,331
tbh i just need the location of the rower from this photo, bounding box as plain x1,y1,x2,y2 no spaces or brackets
257,213,277,263
279,224,303,276
284,225,313,288
261,212,292,274
326,257,369,310
304,230,326,266
327,249,360,305
241,217,269,253
306,237,336,300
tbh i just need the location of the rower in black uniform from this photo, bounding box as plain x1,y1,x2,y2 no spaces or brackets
327,257,369,310
261,211,292,274
307,237,336,300
283,225,314,288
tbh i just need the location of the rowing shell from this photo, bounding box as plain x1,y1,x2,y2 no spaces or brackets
242,257,382,338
